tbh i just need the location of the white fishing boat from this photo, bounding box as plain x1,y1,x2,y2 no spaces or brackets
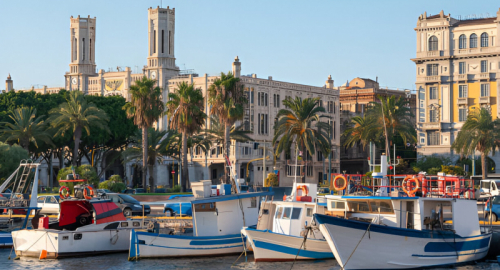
129,180,273,259
242,183,334,261
316,195,491,269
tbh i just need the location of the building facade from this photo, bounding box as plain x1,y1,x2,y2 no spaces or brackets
413,9,500,172
339,78,416,174
167,58,341,187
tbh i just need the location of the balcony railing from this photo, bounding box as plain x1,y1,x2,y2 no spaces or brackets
457,98,468,105
479,96,490,104
425,76,440,82
421,122,440,130
479,73,490,79
456,74,466,80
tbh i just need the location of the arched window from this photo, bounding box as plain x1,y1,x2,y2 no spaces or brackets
469,34,477,48
481,32,489,47
459,34,467,49
82,38,85,61
428,36,438,51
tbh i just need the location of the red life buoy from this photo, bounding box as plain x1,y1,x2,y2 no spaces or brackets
59,186,70,200
402,176,419,196
332,175,347,191
83,186,94,200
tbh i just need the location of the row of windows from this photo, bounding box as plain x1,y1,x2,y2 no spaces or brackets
428,33,490,51
428,60,490,76
458,33,489,49
457,84,489,98
258,92,268,106
257,113,269,135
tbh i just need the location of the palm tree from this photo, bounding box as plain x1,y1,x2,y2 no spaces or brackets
0,107,52,152
452,108,500,179
365,95,416,159
49,91,109,166
208,72,248,183
206,114,253,144
166,82,206,192
122,128,176,188
273,96,331,183
342,115,376,150
123,77,165,191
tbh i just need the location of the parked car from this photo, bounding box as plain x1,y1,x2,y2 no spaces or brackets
317,187,330,195
480,179,500,198
96,189,112,196
37,195,60,215
485,196,500,221
122,188,136,194
163,196,194,217
103,193,150,216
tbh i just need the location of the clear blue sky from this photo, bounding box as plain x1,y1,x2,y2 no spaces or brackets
1,0,499,90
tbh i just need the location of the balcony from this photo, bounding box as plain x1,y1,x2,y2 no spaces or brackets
479,96,490,104
425,76,440,82
456,74,466,80
421,122,440,130
457,98,468,105
479,73,491,79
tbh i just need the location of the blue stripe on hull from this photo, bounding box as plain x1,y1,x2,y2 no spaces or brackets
190,237,242,246
253,240,334,259
0,234,12,245
136,231,241,240
424,237,490,252
139,243,243,250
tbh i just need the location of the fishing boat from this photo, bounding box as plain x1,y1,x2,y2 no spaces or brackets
315,195,491,270
0,160,42,248
12,174,145,259
129,180,273,259
242,183,334,261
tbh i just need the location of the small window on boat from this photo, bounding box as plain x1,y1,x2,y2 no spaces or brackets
275,206,283,218
369,201,393,214
306,208,313,217
330,201,345,210
291,208,301,219
250,197,257,208
262,209,269,215
348,201,370,212
282,207,292,220
133,221,141,227
121,222,129,227
74,233,82,240
62,236,69,240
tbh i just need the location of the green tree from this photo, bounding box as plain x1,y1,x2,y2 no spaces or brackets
367,96,416,157
122,128,174,190
273,96,331,183
264,172,279,187
0,142,29,183
57,165,99,193
208,72,247,183
0,107,52,152
49,91,110,166
166,82,206,192
342,115,376,149
452,108,500,179
412,155,452,173
123,77,165,191
206,114,253,143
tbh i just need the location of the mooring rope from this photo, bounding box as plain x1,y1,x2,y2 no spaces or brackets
342,222,372,270
289,226,311,270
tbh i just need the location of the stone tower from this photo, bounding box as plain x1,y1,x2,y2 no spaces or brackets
65,15,97,92
144,6,179,90
232,56,241,78
5,74,13,92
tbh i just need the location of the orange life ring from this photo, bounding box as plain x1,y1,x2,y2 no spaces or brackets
59,186,70,200
402,176,419,196
332,175,347,191
83,186,94,200
296,185,308,196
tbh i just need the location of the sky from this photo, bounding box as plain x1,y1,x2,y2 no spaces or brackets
0,0,499,90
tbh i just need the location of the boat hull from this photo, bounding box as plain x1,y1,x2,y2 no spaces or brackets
242,227,333,262
0,231,12,248
129,230,246,259
12,228,131,259
315,214,491,270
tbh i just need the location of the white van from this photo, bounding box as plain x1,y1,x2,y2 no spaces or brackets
479,179,500,198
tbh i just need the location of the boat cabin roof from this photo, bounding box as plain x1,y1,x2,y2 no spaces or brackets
191,191,273,205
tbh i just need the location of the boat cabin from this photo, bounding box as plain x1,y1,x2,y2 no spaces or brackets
325,195,481,236
190,184,272,237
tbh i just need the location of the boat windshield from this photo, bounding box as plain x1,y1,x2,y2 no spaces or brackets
118,194,140,204
347,199,394,214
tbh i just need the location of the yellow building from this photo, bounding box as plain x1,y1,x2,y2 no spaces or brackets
412,9,500,172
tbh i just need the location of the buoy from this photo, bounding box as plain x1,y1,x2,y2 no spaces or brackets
39,249,47,260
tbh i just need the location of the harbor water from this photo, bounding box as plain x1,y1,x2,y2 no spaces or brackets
1,250,499,270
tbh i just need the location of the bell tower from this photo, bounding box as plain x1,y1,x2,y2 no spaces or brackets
65,15,97,92
144,6,179,90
